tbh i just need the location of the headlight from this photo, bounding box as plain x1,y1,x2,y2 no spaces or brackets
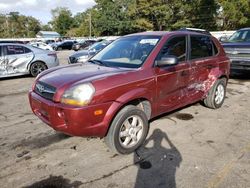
61,83,95,106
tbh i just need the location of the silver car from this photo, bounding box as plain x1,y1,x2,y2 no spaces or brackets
0,43,59,78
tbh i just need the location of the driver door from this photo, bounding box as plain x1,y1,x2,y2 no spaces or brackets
154,35,191,115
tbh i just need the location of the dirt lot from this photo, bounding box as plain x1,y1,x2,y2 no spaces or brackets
0,50,250,188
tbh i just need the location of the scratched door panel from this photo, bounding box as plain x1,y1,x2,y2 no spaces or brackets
1,45,34,76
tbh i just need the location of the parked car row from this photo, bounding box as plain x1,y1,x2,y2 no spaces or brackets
72,39,96,51
1,28,250,79
50,40,77,51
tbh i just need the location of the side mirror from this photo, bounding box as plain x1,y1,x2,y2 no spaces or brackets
155,56,178,67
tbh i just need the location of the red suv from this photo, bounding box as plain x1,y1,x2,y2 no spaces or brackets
29,30,230,154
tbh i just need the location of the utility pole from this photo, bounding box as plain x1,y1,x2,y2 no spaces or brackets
89,12,92,38
5,15,9,38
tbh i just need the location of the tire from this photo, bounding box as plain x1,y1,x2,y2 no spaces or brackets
204,78,227,109
105,105,149,154
30,61,47,77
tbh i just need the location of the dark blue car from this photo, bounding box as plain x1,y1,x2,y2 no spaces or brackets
222,28,250,74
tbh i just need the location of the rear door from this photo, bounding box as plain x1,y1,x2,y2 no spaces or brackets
188,35,219,101
3,45,34,74
155,35,191,115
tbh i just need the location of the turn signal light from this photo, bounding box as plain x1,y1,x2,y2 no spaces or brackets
94,110,103,116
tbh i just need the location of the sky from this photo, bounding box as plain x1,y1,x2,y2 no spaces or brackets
0,0,96,24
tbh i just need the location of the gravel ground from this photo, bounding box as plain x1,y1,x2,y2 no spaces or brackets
0,50,249,188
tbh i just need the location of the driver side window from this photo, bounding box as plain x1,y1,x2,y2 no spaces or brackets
158,36,187,62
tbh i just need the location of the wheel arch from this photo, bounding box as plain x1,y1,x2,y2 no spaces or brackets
218,75,228,81
28,60,47,71
104,97,152,137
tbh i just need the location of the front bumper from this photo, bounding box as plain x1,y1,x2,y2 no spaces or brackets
230,60,250,71
29,91,118,137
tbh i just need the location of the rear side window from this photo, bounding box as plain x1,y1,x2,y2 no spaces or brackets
190,35,213,59
5,45,31,55
158,36,187,62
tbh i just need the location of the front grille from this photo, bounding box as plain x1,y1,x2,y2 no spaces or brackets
231,60,250,68
34,81,56,101
227,53,250,58
225,48,250,59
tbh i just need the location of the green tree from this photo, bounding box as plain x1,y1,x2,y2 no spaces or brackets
0,12,41,38
173,0,219,31
135,0,172,31
67,9,97,37
217,0,250,30
93,0,135,36
50,7,74,36
41,24,53,31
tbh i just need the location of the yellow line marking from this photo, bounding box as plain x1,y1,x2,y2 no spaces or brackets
207,143,250,188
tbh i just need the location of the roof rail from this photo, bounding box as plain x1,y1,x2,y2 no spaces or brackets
178,28,211,35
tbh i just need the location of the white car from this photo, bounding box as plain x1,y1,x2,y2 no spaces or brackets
0,43,59,78
29,42,54,51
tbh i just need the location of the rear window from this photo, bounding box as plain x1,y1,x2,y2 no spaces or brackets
190,35,213,60
5,45,31,55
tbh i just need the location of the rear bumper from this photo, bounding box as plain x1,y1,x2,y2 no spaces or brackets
29,91,119,137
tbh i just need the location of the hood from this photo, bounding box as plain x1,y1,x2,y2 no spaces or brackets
70,50,96,59
222,42,250,48
70,50,89,58
38,63,132,89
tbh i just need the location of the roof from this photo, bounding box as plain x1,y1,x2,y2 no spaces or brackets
126,31,170,37
125,30,211,38
36,31,61,38
38,31,60,35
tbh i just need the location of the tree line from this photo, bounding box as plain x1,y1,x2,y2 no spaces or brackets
0,0,249,38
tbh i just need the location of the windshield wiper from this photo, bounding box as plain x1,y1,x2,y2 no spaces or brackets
88,59,109,67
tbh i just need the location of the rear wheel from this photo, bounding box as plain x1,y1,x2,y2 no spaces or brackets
105,105,149,154
204,78,227,109
30,61,47,77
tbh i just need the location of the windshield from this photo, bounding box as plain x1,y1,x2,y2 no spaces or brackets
228,30,250,42
91,36,161,68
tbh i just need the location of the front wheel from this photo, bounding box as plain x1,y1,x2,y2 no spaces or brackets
30,61,47,77
204,78,227,109
105,105,149,154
